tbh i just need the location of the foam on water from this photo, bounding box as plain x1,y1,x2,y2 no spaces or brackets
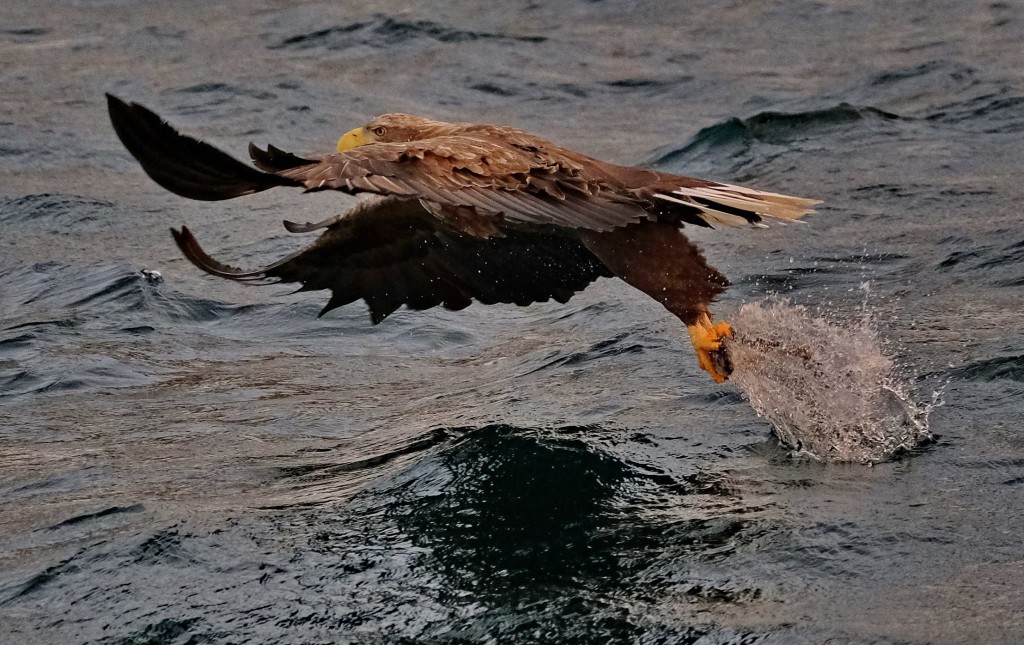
725,299,935,464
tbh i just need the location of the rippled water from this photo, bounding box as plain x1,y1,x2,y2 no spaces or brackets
2,1,1023,643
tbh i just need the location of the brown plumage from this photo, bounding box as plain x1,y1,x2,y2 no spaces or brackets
106,94,819,382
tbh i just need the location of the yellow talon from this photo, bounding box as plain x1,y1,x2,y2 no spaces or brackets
687,313,733,383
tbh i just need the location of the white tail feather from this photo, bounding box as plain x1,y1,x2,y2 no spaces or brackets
655,182,821,228
655,192,753,227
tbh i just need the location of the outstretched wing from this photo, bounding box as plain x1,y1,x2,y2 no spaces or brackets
171,197,614,323
257,143,820,230
106,94,299,200
249,138,657,231
108,94,819,233
108,94,651,232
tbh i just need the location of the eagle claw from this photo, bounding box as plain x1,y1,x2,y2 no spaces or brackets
687,314,733,383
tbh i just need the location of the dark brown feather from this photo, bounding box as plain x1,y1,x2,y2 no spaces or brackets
106,94,299,200
580,223,730,326
172,197,613,323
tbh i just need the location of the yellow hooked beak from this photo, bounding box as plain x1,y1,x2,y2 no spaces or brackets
337,127,370,152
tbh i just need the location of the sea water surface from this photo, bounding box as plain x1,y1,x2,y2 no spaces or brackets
1,1,1023,643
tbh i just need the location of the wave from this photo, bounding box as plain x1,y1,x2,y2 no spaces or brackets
652,103,902,167
0,193,117,232
858,59,1024,133
159,82,279,117
519,332,646,376
44,504,144,532
952,355,1024,382
459,74,697,103
867,60,967,88
0,27,49,39
936,236,1024,286
168,82,277,101
0,263,254,323
273,14,545,51
0,263,266,400
926,90,1024,133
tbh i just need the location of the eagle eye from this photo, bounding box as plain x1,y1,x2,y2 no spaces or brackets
371,126,387,138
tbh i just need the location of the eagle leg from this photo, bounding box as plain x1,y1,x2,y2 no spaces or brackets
687,311,733,383
578,224,733,383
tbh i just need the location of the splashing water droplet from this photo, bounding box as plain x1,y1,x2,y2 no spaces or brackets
724,299,935,464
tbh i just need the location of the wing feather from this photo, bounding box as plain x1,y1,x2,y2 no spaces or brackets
109,95,820,233
172,197,613,323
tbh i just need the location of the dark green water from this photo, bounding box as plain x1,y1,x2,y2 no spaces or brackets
1,1,1023,642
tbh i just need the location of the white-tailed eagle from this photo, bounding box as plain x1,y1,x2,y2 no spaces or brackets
107,94,818,382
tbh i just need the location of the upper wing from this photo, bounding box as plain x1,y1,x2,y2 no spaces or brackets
171,197,614,323
108,94,820,232
250,137,655,231
108,94,651,232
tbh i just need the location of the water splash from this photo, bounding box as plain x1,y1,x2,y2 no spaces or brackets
724,299,935,464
